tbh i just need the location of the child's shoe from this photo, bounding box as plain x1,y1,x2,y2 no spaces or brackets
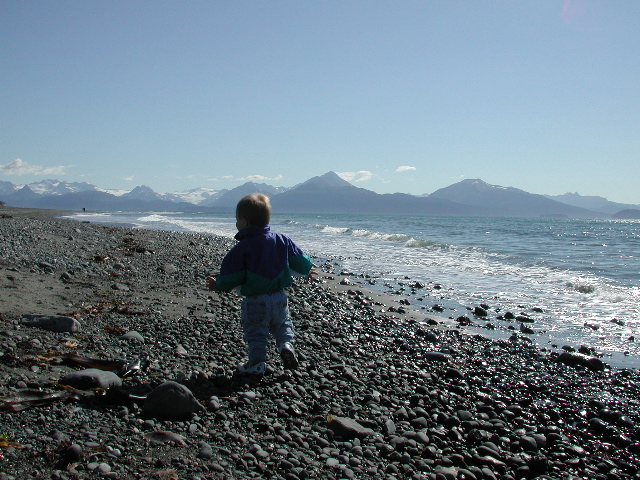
236,360,266,376
280,342,298,370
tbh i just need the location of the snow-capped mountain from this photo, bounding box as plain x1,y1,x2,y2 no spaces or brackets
163,187,226,205
1,179,98,196
95,187,131,197
0,180,17,196
1,174,637,218
200,182,286,207
120,185,164,202
0,179,225,206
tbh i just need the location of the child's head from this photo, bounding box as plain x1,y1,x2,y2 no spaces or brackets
236,193,271,228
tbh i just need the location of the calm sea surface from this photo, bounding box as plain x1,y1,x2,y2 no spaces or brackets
66,211,640,369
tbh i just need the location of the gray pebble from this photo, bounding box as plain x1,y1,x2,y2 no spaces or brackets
120,330,144,342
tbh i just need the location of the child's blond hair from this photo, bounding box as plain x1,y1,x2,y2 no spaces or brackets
236,193,271,226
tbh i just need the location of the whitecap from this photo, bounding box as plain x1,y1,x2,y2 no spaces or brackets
566,280,597,294
321,226,352,235
136,214,168,222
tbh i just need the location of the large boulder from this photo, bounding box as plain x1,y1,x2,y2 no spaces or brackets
556,352,606,371
59,369,122,390
143,381,204,419
327,415,375,439
21,315,81,333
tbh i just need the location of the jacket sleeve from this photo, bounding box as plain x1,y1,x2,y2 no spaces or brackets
215,245,247,292
288,239,313,275
290,254,312,276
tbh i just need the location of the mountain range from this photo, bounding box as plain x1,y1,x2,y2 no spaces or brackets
1,172,639,219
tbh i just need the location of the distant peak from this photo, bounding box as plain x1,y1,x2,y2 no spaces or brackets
129,185,155,192
298,171,353,188
121,185,162,201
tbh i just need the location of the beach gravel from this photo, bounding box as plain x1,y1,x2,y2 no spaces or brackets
2,209,640,479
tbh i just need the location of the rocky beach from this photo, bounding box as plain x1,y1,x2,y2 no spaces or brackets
2,207,640,480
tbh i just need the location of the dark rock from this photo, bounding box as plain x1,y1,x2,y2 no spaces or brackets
59,368,122,390
444,367,464,379
327,415,375,439
160,264,178,274
578,345,594,354
474,306,488,317
50,429,71,444
197,441,214,459
20,314,81,333
120,331,144,342
518,435,539,452
556,352,606,371
477,445,500,458
208,396,221,411
422,351,451,362
143,381,205,419
384,419,396,435
57,444,83,467
520,323,535,335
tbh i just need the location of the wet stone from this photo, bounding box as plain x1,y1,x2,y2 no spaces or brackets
143,381,204,419
120,331,144,342
59,369,122,390
20,315,81,333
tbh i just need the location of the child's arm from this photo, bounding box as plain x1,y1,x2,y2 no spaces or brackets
306,267,318,283
289,253,313,277
212,243,247,292
291,266,317,279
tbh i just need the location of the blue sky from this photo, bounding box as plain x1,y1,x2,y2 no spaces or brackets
1,1,639,203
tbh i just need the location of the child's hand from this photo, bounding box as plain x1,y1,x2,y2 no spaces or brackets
306,268,319,283
206,276,217,291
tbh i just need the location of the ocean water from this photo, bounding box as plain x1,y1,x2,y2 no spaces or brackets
66,211,640,369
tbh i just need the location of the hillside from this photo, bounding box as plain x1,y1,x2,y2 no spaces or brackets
0,174,613,218
546,192,640,216
429,179,604,219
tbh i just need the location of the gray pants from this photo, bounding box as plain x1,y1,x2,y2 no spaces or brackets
241,290,294,364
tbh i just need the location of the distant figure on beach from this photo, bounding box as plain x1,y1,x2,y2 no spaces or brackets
206,193,314,378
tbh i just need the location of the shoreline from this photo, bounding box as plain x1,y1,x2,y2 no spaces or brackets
57,208,640,371
0,206,77,219
2,209,640,479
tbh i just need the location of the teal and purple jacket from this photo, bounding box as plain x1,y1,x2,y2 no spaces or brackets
215,225,313,296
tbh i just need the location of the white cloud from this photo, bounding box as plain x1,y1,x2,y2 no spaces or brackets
123,176,135,182
0,158,68,176
207,175,234,182
238,174,283,183
337,171,374,182
395,166,416,173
